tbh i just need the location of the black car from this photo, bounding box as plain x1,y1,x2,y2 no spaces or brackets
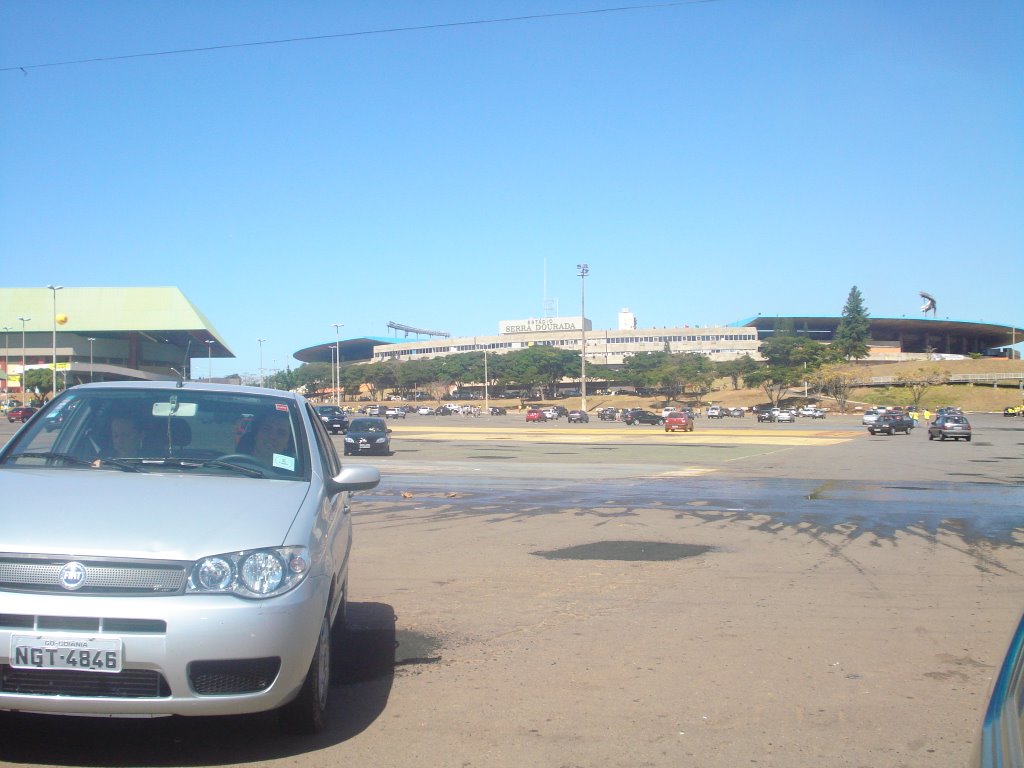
343,417,392,455
756,410,775,423
624,410,664,426
314,405,349,435
868,412,914,435
597,407,618,421
489,406,507,415
567,410,589,423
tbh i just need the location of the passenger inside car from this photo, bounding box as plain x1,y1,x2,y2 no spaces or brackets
237,410,295,466
109,415,146,456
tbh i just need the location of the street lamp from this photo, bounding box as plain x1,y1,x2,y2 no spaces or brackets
577,264,589,413
18,316,29,401
332,323,344,406
87,337,96,383
2,326,9,398
46,285,63,399
205,340,215,381
257,338,267,387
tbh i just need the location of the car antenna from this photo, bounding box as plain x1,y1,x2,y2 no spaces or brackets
180,338,192,383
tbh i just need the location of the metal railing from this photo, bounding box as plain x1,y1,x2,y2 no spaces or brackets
861,373,1024,386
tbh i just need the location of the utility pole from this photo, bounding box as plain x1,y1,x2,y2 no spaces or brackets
577,264,589,413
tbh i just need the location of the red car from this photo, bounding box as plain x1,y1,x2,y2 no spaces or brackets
6,406,37,423
525,408,547,422
664,412,694,432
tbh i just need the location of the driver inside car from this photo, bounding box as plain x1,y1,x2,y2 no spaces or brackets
236,410,295,468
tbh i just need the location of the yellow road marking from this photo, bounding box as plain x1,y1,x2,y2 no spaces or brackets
389,424,861,446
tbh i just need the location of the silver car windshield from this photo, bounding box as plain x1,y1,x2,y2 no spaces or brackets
0,388,309,480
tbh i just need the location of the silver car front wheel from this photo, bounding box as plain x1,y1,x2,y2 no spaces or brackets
279,613,331,734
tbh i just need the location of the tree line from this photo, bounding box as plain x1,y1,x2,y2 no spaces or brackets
265,287,879,409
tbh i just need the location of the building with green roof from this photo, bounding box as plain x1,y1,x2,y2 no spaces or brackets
1,287,234,398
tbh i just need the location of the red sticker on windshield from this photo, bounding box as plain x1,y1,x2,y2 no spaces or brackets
275,404,289,412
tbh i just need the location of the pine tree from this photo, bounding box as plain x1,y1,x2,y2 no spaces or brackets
833,286,871,360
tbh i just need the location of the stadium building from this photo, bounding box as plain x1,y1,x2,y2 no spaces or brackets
295,309,1022,366
0,287,234,399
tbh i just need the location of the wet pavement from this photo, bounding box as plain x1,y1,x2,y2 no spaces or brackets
356,412,1024,547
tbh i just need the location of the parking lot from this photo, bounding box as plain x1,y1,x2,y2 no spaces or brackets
1,411,1022,767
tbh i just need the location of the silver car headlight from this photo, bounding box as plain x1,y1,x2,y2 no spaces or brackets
188,546,310,598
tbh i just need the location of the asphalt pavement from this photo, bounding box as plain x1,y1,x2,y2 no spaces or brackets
1,410,1023,768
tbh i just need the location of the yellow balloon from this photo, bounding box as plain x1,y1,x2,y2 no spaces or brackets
56,314,68,325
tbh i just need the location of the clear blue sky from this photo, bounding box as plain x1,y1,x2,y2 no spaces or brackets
2,1,1021,377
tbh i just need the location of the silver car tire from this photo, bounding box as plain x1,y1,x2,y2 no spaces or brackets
279,613,331,734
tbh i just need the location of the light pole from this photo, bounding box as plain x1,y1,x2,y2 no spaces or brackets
577,264,589,413
329,344,336,402
332,323,344,406
257,338,267,387
46,285,63,399
2,326,9,399
483,347,490,415
87,337,96,383
205,339,215,381
18,316,30,401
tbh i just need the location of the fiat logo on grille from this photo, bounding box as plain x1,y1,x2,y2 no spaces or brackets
59,562,87,591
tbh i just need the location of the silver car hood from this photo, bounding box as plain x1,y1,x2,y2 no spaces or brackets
0,469,312,561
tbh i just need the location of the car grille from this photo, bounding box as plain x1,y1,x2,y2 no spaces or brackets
188,658,281,695
0,556,188,595
0,666,171,698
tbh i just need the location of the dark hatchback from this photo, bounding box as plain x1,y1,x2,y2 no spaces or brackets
343,417,392,455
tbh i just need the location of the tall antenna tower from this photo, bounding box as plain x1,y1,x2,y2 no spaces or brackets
542,257,558,317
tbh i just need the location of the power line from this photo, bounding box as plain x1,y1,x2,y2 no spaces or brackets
2,1,718,73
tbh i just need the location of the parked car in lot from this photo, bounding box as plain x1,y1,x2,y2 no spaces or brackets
343,416,392,455
365,404,386,416
384,406,406,419
541,407,560,420
525,408,547,422
489,406,507,415
928,413,972,441
624,410,665,426
706,405,725,419
868,412,914,435
314,405,349,434
729,407,745,417
664,412,694,432
597,407,618,421
775,410,795,423
0,380,381,733
6,405,37,423
567,409,589,423
756,409,775,423
417,405,434,415
808,408,827,419
861,409,881,425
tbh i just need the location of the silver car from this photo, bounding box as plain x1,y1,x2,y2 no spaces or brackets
0,381,380,733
